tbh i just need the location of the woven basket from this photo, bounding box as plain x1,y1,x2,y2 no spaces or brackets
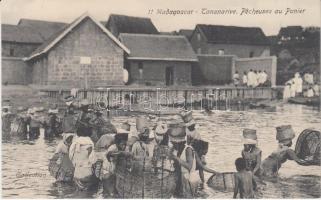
115,157,177,198
295,129,320,165
207,172,235,192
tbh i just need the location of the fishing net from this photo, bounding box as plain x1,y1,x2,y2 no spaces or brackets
295,129,320,166
207,172,235,192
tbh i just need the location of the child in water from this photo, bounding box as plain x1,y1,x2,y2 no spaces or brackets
241,129,262,177
233,157,257,199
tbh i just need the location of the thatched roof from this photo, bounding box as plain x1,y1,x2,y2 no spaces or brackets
106,14,158,37
26,13,129,61
2,24,43,44
119,33,197,62
196,24,270,46
18,19,67,40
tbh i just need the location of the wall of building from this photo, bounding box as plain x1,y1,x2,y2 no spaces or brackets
189,28,270,58
128,60,192,86
2,42,40,57
234,56,277,86
2,57,31,85
32,17,125,87
192,55,235,85
202,43,270,58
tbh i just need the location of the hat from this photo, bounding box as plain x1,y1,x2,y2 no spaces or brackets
115,133,129,144
48,109,59,114
276,125,295,142
136,116,149,133
168,123,186,143
64,95,75,104
181,111,196,127
155,122,168,135
17,106,26,112
34,107,45,112
27,108,34,114
243,129,257,144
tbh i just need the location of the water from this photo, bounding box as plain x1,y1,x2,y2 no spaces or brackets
2,104,321,198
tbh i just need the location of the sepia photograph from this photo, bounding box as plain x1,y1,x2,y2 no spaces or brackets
1,0,320,199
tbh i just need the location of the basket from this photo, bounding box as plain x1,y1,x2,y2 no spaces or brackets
207,172,235,192
115,156,177,198
48,153,74,182
295,129,320,165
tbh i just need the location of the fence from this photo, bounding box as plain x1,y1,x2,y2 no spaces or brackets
43,87,277,111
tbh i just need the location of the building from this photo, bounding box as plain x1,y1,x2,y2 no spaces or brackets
105,14,158,37
119,33,198,86
178,29,193,40
17,19,67,41
277,26,304,44
189,24,270,58
24,13,129,87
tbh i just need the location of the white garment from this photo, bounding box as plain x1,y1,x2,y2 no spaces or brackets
258,72,265,84
307,89,314,97
70,88,79,97
253,73,259,87
313,84,320,96
247,71,255,87
262,72,268,84
283,85,291,100
295,77,303,93
290,84,296,97
123,69,129,84
243,75,248,85
69,136,97,179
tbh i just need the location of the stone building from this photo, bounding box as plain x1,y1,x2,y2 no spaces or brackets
105,14,159,37
119,33,198,86
189,24,270,58
24,13,129,87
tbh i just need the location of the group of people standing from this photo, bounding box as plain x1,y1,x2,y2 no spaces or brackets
233,69,269,88
283,72,320,100
50,96,218,198
2,105,61,140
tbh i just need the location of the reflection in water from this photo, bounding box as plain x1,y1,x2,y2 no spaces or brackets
2,104,321,198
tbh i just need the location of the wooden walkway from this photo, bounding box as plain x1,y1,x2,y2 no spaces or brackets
41,86,278,109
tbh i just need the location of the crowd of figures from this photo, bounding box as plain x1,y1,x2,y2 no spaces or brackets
233,70,270,87
2,95,320,199
283,72,320,100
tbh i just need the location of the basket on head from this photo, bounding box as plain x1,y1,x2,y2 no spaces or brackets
243,129,257,145
136,116,149,133
168,123,186,143
276,125,295,142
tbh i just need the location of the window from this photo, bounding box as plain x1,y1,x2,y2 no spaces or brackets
249,51,254,58
197,33,201,41
9,48,14,56
218,49,225,55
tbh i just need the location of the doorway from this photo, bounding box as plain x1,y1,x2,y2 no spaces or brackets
166,66,174,86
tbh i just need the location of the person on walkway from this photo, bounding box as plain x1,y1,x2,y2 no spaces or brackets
307,86,315,97
233,71,240,87
260,125,308,178
294,72,303,96
233,157,257,199
283,82,291,101
313,83,320,96
243,71,248,87
290,80,296,98
241,129,262,177
247,69,255,88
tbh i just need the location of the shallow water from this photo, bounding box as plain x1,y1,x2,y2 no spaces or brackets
2,104,321,198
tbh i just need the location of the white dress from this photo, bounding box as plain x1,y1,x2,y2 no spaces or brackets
283,85,291,100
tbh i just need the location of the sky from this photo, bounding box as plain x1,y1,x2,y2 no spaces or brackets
1,0,320,36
